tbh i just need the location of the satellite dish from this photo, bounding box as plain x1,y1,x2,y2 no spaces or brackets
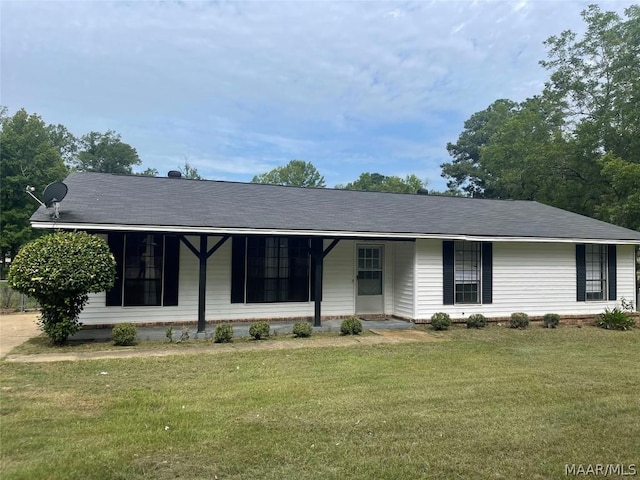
43,182,68,208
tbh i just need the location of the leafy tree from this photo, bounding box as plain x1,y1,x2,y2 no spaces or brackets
136,168,158,177
441,5,640,231
72,130,141,174
8,231,116,345
179,160,204,180
596,154,640,231
442,99,518,197
337,172,427,193
0,109,69,266
252,160,325,187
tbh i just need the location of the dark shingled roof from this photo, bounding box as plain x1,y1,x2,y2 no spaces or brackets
30,172,640,242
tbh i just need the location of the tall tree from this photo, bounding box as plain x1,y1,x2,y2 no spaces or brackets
441,5,640,230
337,172,427,193
72,130,141,174
441,99,518,197
0,109,69,265
252,160,325,187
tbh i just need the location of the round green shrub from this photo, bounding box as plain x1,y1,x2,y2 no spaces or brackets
214,324,234,343
249,321,270,340
543,313,560,329
112,323,137,346
8,231,116,345
510,312,530,329
292,321,313,338
340,316,363,335
466,313,487,329
431,312,452,331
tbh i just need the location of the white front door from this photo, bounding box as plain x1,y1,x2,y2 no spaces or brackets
355,245,384,315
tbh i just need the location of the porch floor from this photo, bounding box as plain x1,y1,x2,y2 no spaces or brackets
70,317,414,342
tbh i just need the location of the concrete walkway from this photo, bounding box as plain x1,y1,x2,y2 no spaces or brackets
69,317,415,342
0,312,40,358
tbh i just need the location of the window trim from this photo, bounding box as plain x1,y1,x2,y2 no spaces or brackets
454,241,482,305
585,244,607,301
233,236,312,304
106,233,179,307
576,243,616,303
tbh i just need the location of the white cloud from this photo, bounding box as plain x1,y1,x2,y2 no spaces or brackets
1,0,636,187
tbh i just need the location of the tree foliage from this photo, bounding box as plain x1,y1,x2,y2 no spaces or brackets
8,231,116,345
72,130,141,174
441,4,640,231
252,160,325,187
179,160,204,180
337,172,427,194
0,109,69,263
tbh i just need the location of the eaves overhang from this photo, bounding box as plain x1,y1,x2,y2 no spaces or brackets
31,221,640,245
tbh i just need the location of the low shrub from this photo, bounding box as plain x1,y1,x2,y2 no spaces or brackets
543,313,560,329
466,313,487,329
214,324,234,343
596,306,636,331
431,312,452,331
249,321,271,340
292,321,313,338
510,312,529,329
165,326,173,342
112,323,137,346
340,316,363,335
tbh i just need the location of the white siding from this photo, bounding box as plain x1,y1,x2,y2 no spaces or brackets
393,241,415,318
80,234,201,324
79,234,636,326
80,236,357,325
414,240,637,321
322,240,356,316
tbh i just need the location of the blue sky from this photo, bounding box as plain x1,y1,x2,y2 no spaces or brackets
1,1,634,190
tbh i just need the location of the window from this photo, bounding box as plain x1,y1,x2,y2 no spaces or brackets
585,244,607,301
357,246,383,296
106,233,180,307
454,241,481,303
243,237,310,303
443,240,492,306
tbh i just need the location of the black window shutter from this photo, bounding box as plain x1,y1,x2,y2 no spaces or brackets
231,236,246,303
443,241,455,305
106,233,124,306
607,244,617,301
576,244,586,302
481,242,493,304
163,235,180,306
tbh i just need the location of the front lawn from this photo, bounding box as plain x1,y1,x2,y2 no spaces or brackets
1,326,638,479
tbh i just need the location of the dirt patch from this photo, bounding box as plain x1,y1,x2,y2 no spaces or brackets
0,312,41,358
4,329,441,363
370,328,445,342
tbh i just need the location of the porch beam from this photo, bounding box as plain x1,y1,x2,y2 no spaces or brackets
180,234,230,333
197,235,208,333
179,235,200,258
206,235,230,259
323,239,340,258
312,238,324,327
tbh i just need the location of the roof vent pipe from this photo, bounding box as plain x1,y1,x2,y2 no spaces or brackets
167,170,182,178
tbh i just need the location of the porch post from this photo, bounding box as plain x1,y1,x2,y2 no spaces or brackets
312,238,323,327
197,234,207,333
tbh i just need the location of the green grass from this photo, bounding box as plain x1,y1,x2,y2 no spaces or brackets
1,326,639,479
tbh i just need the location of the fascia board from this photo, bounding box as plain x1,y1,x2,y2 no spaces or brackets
31,221,640,245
